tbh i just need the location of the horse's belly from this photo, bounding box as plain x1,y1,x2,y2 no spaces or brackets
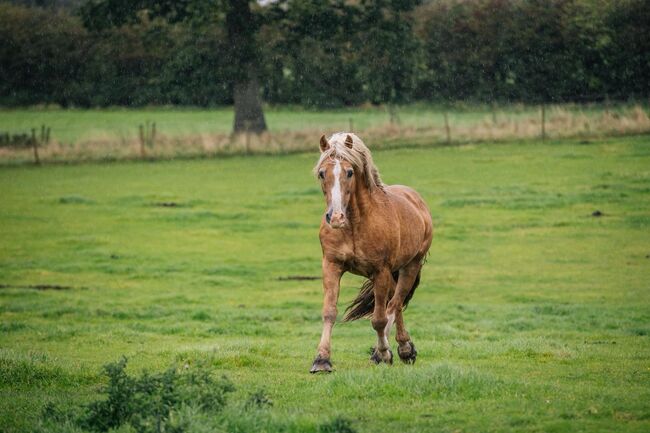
347,260,375,279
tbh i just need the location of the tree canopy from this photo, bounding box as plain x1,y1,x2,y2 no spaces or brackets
1,0,648,108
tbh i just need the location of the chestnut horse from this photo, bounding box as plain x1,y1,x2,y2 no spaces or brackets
310,132,433,373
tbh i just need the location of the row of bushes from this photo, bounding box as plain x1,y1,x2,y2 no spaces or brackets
0,4,233,106
0,0,648,107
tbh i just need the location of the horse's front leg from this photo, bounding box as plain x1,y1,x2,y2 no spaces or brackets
370,268,396,364
310,259,343,373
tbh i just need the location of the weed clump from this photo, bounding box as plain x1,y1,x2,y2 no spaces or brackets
50,357,234,433
245,389,273,409
319,417,357,433
39,357,355,433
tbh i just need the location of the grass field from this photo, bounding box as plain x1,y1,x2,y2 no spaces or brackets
1,134,649,432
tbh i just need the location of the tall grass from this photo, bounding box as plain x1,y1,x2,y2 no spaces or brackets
0,103,648,164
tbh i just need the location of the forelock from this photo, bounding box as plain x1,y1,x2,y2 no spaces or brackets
313,133,384,191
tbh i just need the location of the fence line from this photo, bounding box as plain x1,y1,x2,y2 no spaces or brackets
0,103,649,165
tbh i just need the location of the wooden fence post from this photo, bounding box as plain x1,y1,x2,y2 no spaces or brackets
31,128,40,165
388,105,400,125
443,111,451,144
541,104,546,141
139,124,146,158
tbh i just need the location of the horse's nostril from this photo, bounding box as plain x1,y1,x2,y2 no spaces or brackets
325,211,332,223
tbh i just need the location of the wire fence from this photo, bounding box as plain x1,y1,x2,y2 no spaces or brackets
0,102,649,165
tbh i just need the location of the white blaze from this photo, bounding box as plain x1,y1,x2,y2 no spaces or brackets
331,160,343,213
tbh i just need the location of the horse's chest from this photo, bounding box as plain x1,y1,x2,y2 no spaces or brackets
346,240,386,276
321,239,374,275
321,226,394,276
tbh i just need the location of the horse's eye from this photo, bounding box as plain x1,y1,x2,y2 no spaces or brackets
347,170,353,178
318,171,325,179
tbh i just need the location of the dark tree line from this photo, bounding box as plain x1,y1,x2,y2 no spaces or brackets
1,0,649,111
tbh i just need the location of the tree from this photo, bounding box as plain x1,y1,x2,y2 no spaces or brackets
226,0,266,133
80,0,267,133
261,0,420,108
266,0,366,107
605,0,650,99
356,0,421,106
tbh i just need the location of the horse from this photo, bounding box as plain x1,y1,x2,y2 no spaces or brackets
310,132,433,373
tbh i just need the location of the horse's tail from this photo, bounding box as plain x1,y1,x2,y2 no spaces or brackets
343,270,421,322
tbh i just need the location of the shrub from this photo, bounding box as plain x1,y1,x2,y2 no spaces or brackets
80,357,234,433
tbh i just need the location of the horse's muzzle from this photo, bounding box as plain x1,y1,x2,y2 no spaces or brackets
329,211,346,228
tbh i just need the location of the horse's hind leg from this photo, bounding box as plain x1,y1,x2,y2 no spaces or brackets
387,260,422,364
370,269,395,364
394,309,417,363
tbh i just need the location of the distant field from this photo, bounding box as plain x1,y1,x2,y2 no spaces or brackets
1,135,649,432
0,103,647,147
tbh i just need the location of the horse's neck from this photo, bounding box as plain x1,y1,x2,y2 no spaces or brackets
349,179,381,226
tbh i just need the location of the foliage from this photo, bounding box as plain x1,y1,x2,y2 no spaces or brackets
604,0,650,98
0,4,88,106
1,0,648,107
0,3,232,107
78,357,234,432
414,0,620,102
262,0,366,107
35,357,357,433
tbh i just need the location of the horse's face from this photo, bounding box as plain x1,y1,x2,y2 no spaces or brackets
317,158,356,229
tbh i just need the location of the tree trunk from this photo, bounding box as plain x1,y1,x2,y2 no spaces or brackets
233,66,267,134
227,0,267,134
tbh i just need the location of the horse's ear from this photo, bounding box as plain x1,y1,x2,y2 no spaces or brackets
319,135,330,152
345,134,354,149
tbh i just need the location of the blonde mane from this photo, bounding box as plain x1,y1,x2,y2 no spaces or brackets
314,132,384,192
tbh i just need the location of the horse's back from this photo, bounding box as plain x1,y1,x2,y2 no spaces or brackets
385,185,433,260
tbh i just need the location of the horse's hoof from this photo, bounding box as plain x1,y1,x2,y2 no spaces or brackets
310,355,333,373
370,348,393,365
398,341,417,364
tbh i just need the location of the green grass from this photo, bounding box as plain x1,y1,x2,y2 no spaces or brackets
0,103,642,144
1,135,649,432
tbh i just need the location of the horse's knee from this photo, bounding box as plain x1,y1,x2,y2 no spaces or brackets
322,307,337,324
371,317,388,332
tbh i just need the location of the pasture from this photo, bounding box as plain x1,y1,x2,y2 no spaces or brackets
1,135,649,432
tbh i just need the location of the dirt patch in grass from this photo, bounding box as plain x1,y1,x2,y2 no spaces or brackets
277,275,322,281
0,284,78,291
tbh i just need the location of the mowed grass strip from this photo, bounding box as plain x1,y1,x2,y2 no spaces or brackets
0,135,649,432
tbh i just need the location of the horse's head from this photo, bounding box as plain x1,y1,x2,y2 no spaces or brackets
316,134,357,229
